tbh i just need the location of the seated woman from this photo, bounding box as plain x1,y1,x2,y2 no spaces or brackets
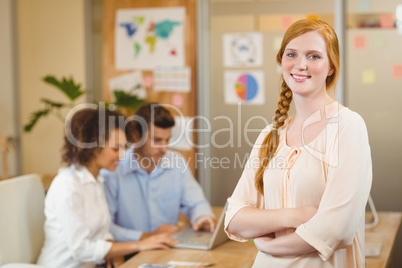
37,108,176,268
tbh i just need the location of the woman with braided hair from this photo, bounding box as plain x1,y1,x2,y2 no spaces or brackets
224,19,372,267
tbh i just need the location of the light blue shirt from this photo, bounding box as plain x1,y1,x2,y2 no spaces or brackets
101,148,213,242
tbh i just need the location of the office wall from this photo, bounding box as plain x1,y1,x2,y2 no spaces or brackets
208,0,335,205
0,0,18,178
346,1,402,265
17,0,86,174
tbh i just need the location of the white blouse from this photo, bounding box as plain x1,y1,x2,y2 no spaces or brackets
225,108,372,268
37,165,113,268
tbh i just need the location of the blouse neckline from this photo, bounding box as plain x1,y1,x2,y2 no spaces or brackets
282,107,348,150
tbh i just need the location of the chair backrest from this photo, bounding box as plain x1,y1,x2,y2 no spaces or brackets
0,174,45,265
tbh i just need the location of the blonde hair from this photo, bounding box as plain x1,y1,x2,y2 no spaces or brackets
255,19,340,195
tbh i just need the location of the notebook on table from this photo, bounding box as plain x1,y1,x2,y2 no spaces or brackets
171,202,229,250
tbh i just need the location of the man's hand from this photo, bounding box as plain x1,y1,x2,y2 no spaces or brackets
140,224,179,240
193,215,215,232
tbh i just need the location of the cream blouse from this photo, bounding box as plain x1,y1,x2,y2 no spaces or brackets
225,108,372,268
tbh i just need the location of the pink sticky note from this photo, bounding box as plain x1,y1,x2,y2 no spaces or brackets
143,75,154,88
281,16,293,30
353,35,366,50
172,94,184,107
380,14,394,28
392,64,402,79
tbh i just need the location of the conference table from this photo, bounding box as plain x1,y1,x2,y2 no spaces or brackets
119,209,401,268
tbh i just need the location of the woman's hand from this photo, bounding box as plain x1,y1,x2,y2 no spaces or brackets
141,224,179,239
138,233,178,251
253,233,275,254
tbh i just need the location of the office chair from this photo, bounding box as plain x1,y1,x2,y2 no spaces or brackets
0,174,47,268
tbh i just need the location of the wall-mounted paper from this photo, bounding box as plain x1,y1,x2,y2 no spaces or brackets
153,66,191,92
392,64,402,79
358,0,371,12
354,35,366,50
380,14,394,28
224,71,265,105
108,71,146,100
172,94,184,108
362,70,375,84
115,7,185,70
373,35,386,48
276,65,282,74
169,116,193,151
223,32,263,67
281,16,293,30
143,75,154,88
273,37,282,52
307,14,319,20
211,15,255,32
258,14,305,31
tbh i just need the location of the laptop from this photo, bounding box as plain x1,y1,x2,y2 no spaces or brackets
171,202,229,250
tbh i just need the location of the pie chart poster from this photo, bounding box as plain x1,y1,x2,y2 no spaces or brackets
224,71,265,105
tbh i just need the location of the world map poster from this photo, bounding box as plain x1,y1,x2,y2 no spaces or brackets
115,7,185,70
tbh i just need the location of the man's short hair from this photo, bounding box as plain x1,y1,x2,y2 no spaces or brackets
133,103,175,139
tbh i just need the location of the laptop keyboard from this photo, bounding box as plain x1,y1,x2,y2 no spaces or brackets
172,228,213,245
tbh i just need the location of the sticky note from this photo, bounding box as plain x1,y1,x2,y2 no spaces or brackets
143,75,154,88
281,16,293,30
358,0,371,12
392,64,402,79
380,14,394,28
172,94,184,107
372,35,386,48
307,14,319,20
362,70,375,84
276,65,282,74
354,35,366,50
273,37,282,51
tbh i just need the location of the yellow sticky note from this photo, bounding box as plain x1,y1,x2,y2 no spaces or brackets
307,14,319,20
362,70,375,84
373,35,386,48
276,65,282,74
273,37,282,51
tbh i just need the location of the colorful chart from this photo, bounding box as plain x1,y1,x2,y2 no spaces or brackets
235,74,258,101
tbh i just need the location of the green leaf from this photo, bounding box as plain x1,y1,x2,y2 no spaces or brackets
43,75,85,101
40,98,65,108
23,108,51,132
113,90,146,110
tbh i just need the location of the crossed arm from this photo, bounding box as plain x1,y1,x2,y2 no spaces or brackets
226,206,317,256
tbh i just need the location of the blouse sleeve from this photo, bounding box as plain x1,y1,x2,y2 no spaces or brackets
224,126,270,242
295,111,372,261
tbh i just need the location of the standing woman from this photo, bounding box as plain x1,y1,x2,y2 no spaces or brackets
37,108,176,268
225,19,372,267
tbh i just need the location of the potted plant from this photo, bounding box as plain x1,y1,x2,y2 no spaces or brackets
24,75,146,132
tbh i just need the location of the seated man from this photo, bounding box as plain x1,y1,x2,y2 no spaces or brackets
102,103,215,242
